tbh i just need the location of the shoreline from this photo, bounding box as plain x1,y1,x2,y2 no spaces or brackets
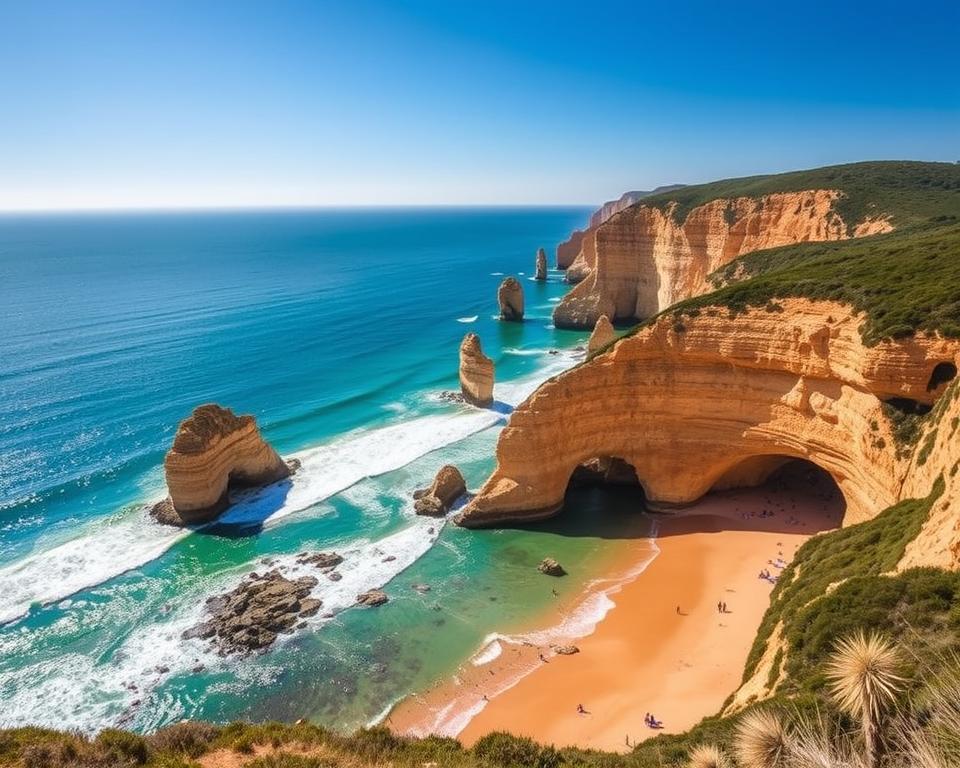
389,469,842,750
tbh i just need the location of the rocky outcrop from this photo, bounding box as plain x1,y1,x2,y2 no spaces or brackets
459,333,495,407
456,299,960,529
151,404,293,526
183,570,320,656
587,315,616,355
414,465,467,516
357,589,388,607
553,190,892,330
557,229,587,269
535,248,548,281
538,558,566,576
498,277,524,321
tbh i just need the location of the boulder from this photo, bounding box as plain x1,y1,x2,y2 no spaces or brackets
535,248,548,281
554,645,580,655
587,314,616,355
357,589,389,607
295,552,344,569
150,404,293,526
538,558,566,577
414,464,467,517
182,569,320,656
459,333,495,407
498,277,524,321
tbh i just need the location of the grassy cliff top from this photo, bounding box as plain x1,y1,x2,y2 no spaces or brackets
637,160,960,230
669,221,960,346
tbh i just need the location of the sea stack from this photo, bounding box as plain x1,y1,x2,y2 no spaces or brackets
534,248,547,281
414,464,467,516
150,404,293,526
459,333,495,407
498,277,524,321
587,314,616,355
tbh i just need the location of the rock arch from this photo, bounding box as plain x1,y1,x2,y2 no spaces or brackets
456,299,960,529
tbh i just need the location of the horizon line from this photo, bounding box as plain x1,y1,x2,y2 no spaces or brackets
0,202,598,215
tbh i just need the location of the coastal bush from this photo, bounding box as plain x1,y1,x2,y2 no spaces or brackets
473,731,561,768
639,160,960,229
671,222,960,346
146,722,219,759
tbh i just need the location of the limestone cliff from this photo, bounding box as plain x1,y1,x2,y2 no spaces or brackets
498,277,524,321
459,333,494,407
586,314,615,355
553,190,893,329
151,404,292,526
456,300,959,529
534,248,547,281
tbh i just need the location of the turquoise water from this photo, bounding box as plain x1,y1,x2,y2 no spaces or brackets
0,209,652,733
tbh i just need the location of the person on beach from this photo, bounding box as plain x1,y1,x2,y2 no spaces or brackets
577,704,586,714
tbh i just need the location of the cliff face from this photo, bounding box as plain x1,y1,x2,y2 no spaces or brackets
588,185,687,229
456,300,959,529
152,404,291,525
553,190,893,329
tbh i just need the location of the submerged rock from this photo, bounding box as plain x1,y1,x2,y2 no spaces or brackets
537,557,566,577
414,464,467,517
459,333,495,407
295,551,344,569
535,248,548,281
498,277,524,321
151,404,294,526
183,569,320,656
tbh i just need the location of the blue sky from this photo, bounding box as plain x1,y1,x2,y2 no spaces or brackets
1,0,957,209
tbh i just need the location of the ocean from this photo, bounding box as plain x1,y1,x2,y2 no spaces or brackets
0,208,655,733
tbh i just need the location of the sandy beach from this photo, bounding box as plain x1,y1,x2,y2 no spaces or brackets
390,466,842,751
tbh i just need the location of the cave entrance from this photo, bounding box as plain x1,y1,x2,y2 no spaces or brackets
554,456,650,539
708,456,845,533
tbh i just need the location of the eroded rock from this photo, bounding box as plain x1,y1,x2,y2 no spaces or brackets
498,277,524,321
356,589,388,607
459,333,495,407
538,558,566,577
151,404,293,526
414,465,467,517
182,569,320,656
535,248,547,281
587,314,616,355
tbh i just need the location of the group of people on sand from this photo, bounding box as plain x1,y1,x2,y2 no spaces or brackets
644,712,663,729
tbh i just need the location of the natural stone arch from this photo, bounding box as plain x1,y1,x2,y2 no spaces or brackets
456,299,960,529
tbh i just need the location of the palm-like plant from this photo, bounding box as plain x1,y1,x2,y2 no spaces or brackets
824,631,905,768
734,709,789,768
688,743,732,768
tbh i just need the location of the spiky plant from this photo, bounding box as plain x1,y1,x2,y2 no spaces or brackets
825,632,905,768
735,709,790,768
786,720,863,768
688,744,732,768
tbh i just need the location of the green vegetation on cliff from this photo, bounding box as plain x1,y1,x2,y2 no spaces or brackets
671,222,960,345
639,160,960,230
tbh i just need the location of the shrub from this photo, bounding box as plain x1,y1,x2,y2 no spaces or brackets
147,721,220,758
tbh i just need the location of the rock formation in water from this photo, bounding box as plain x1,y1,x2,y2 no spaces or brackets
414,464,467,516
456,299,959,528
535,248,547,281
553,190,893,330
587,314,616,355
356,589,388,607
182,569,321,656
498,277,524,321
459,333,495,407
151,404,294,526
537,557,566,576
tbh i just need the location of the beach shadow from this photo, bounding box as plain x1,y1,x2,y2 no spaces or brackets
490,400,514,416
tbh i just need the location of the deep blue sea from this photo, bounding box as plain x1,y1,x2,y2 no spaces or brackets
0,209,654,734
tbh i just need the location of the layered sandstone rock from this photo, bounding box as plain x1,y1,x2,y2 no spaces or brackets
414,464,467,516
151,404,293,526
456,300,960,529
535,248,547,281
587,314,616,355
459,333,495,407
588,186,687,229
557,229,586,269
553,190,892,330
498,277,524,321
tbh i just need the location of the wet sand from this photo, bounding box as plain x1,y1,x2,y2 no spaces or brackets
390,468,842,751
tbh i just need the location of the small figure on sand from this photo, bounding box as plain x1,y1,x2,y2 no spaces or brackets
644,712,663,729
676,605,680,615
577,703,586,715
721,601,728,613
